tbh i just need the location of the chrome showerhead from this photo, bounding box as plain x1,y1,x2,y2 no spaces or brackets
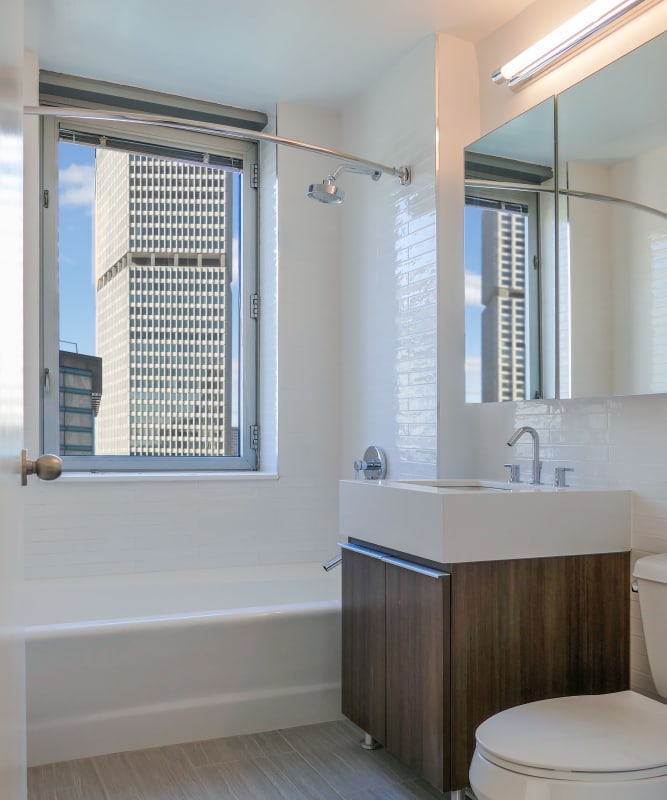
306,161,407,205
307,176,345,204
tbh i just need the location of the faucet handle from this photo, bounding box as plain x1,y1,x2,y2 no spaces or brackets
354,446,387,480
554,467,574,487
353,459,367,479
503,464,521,484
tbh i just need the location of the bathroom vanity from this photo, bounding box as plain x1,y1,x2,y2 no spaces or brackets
339,479,632,793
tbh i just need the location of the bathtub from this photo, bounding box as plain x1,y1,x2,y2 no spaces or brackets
23,562,342,766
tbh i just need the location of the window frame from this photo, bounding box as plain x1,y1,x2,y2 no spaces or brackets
41,115,259,472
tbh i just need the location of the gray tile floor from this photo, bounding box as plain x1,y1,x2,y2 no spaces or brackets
27,720,446,799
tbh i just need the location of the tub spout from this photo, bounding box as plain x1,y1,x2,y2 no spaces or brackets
322,554,342,572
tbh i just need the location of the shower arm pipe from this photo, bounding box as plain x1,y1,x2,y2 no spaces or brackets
24,105,412,186
465,178,667,222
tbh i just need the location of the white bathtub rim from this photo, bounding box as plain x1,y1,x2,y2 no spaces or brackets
25,598,340,641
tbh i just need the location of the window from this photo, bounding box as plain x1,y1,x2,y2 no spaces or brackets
41,106,259,471
464,189,541,403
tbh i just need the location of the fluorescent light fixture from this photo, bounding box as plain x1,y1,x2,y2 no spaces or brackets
492,0,652,87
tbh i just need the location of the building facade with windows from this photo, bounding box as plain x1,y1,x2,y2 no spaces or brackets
94,150,233,456
481,208,527,402
59,350,103,456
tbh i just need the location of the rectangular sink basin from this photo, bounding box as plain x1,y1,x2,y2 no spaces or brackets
339,478,631,565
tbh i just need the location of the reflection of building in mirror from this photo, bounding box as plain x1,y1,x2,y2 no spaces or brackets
465,190,540,403
464,146,550,404
481,204,527,402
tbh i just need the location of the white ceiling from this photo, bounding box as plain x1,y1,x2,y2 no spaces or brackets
25,0,536,113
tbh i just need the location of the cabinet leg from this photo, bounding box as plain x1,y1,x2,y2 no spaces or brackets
360,732,381,750
448,791,468,800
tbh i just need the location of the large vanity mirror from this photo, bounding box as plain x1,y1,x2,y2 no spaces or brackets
464,99,555,402
465,30,667,403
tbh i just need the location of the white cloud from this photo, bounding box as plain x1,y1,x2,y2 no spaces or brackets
465,271,481,306
59,163,95,208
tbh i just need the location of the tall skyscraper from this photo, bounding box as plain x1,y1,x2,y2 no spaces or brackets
481,208,527,402
94,150,233,456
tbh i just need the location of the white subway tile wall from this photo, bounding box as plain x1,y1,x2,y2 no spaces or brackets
24,475,339,580
340,37,438,481
394,162,438,470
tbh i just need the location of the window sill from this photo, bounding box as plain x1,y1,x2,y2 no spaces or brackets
57,471,279,483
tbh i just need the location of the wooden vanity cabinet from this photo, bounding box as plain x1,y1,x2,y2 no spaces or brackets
341,545,630,793
341,546,451,789
341,546,386,744
385,561,451,789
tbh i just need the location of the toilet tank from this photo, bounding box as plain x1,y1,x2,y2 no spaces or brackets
634,553,667,698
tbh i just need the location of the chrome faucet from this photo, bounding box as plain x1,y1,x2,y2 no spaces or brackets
507,426,542,485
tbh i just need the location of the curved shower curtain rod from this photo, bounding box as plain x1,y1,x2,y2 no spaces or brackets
465,178,667,222
24,105,412,187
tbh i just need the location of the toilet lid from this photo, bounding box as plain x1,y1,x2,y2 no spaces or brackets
476,691,667,775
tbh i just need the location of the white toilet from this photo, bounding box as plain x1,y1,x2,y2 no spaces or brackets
469,553,667,800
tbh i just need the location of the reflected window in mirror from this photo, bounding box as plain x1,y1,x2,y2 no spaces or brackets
463,32,667,404
463,97,556,404
465,190,540,402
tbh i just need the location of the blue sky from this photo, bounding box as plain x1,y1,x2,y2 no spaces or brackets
58,141,96,355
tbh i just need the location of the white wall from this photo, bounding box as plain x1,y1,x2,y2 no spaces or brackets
435,33,480,477
22,66,344,578
610,147,667,395
340,37,439,480
446,0,667,697
566,150,667,398
567,162,614,397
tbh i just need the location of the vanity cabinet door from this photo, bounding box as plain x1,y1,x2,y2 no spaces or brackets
341,547,387,744
385,563,451,791
448,552,630,789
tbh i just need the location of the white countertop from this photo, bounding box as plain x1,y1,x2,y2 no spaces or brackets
339,479,631,564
